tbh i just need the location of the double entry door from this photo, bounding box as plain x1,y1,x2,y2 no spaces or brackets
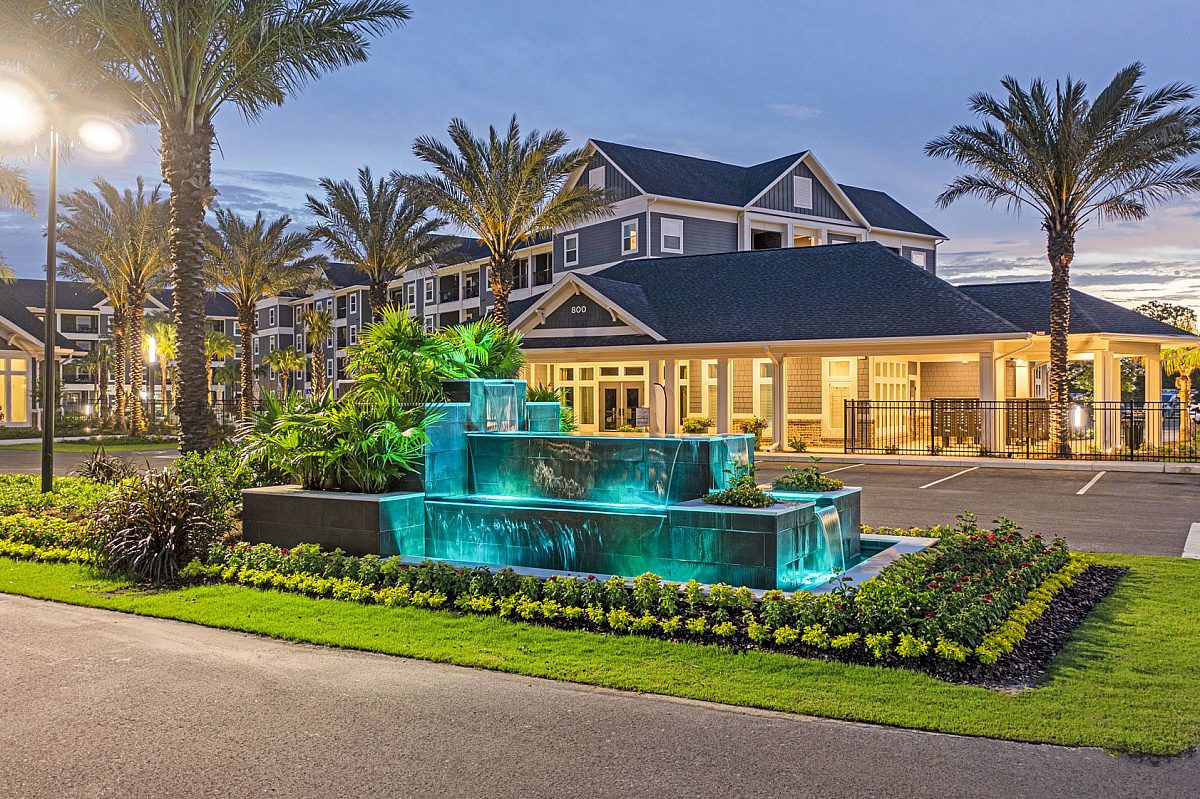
601,382,644,431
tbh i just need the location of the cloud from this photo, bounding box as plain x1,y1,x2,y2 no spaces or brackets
770,103,825,122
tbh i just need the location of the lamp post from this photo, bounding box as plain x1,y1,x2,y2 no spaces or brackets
0,72,126,492
145,335,157,427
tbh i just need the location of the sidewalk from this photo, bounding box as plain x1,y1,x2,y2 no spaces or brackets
756,449,1200,474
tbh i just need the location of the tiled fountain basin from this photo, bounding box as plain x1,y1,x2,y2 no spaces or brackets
769,487,862,564
242,486,425,557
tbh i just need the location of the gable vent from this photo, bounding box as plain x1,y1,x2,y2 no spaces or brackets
793,176,813,209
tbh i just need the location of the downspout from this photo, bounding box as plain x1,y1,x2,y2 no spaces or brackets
646,196,655,258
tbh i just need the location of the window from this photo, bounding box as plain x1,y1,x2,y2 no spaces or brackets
348,294,357,315
660,218,683,254
624,366,644,376
336,295,347,319
559,367,574,381
910,250,928,268
424,280,434,304
588,166,605,190
253,338,260,356
792,231,815,248
463,272,479,299
268,335,276,352
404,282,416,306
513,258,529,290
599,366,619,377
268,307,276,327
828,233,857,245
563,234,579,267
533,252,553,286
326,359,334,379
423,314,435,333
579,367,594,381
793,176,813,209
348,325,358,345
621,219,638,254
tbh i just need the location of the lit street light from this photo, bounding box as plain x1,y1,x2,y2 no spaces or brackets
0,70,126,492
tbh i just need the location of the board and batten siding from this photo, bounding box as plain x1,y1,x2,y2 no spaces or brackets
901,245,937,274
752,161,851,221
649,213,738,257
581,151,640,202
553,213,645,273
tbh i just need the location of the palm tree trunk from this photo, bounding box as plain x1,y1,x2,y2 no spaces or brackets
112,317,126,430
488,256,513,327
126,303,145,436
161,363,169,424
98,355,109,425
1046,227,1075,456
238,310,257,422
162,120,216,452
310,348,324,397
369,281,389,323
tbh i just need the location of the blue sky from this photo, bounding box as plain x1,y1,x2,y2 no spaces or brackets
3,0,1199,312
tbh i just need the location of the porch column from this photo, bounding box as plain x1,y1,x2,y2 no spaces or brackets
1145,352,1162,448
979,352,1001,451
663,358,678,435
771,355,787,451
1093,350,1119,453
648,358,663,436
716,356,733,434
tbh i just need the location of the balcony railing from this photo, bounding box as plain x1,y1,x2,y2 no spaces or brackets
463,284,480,299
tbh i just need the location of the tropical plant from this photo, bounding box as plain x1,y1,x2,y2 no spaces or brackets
203,329,236,404
262,347,306,397
76,341,112,422
772,458,844,492
703,463,773,508
437,318,525,379
410,115,615,324
144,314,177,418
527,384,576,432
70,446,137,483
926,63,1200,454
681,417,713,434
16,0,413,453
89,469,217,582
57,177,171,435
299,305,333,397
306,167,449,320
1164,346,1200,437
204,209,325,421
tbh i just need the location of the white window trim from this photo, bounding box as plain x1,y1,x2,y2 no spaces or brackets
660,217,684,254
348,324,358,345
424,280,434,304
621,219,639,255
349,294,357,315
793,175,814,209
267,308,276,327
405,283,416,306
563,234,579,267
325,359,334,379
588,166,605,190
910,250,928,268
253,338,260,356
423,314,435,333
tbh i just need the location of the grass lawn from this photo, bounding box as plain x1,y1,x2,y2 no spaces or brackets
0,442,177,453
1,553,1196,756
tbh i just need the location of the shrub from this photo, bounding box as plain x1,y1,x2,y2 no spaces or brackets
71,447,139,484
89,470,217,582
737,417,768,448
771,457,844,492
681,417,713,434
787,437,808,452
0,474,113,519
703,463,773,508
526,384,577,432
171,444,262,538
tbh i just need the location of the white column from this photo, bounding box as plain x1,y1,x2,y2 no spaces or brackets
771,355,787,451
663,358,678,435
979,352,1000,451
648,359,663,436
1092,350,1118,452
1014,359,1031,398
1145,352,1162,448
716,357,733,434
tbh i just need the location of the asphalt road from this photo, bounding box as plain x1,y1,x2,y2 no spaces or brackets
0,447,179,475
757,462,1200,557
0,594,1194,799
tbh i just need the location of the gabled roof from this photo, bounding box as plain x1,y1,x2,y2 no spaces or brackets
838,185,945,238
323,262,368,290
10,278,106,311
152,289,238,317
591,139,807,207
515,243,1022,348
0,289,78,352
957,282,1197,339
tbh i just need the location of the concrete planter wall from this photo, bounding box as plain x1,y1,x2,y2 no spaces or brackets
243,486,424,557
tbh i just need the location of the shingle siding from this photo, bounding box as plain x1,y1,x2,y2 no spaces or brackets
752,162,851,221
919,362,978,399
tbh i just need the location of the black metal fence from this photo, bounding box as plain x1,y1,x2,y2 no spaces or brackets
845,399,1200,462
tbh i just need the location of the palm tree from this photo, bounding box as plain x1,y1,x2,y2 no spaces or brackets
205,209,325,421
299,305,334,397
204,330,236,406
262,347,306,397
145,315,177,419
0,160,36,281
17,0,413,452
1164,346,1200,439
212,362,240,416
306,167,449,320
926,63,1200,454
57,178,171,435
77,342,111,422
410,116,615,325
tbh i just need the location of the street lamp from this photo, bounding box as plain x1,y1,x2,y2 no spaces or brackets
145,335,157,426
0,71,126,492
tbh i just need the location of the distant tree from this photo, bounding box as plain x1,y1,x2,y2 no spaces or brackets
145,315,177,417
299,305,334,397
927,63,1200,454
203,330,236,406
262,347,306,397
1134,300,1198,333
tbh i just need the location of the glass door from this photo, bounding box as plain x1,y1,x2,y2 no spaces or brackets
601,382,644,431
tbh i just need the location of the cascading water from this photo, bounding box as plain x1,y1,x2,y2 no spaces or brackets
815,504,847,573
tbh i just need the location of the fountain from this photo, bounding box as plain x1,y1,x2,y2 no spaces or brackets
244,379,868,591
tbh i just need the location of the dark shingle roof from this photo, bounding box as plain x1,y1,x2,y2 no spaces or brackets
837,185,945,238
591,140,806,207
11,278,106,311
957,282,1196,338
153,289,238,317
323,263,368,289
520,243,1021,348
0,289,78,351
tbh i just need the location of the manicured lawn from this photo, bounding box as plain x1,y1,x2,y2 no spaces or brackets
0,442,177,453
1,553,1196,756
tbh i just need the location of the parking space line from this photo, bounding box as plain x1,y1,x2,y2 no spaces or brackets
1184,524,1200,559
919,466,978,489
823,463,865,474
1075,471,1107,496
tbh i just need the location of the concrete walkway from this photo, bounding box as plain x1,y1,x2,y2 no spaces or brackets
0,594,1194,799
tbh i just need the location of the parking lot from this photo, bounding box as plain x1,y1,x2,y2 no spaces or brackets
756,460,1200,557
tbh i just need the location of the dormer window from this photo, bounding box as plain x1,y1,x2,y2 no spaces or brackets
588,166,605,190
910,250,928,268
660,218,683,254
793,176,813,209
621,219,639,255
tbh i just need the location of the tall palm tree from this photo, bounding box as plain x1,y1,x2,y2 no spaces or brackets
1164,346,1200,439
0,160,36,281
299,305,334,397
204,329,236,406
15,0,413,452
77,342,111,422
926,63,1200,454
145,315,177,418
57,177,171,435
410,116,615,325
262,347,305,397
306,167,449,320
205,209,325,421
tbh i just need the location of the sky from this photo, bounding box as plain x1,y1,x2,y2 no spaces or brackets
2,0,1199,315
